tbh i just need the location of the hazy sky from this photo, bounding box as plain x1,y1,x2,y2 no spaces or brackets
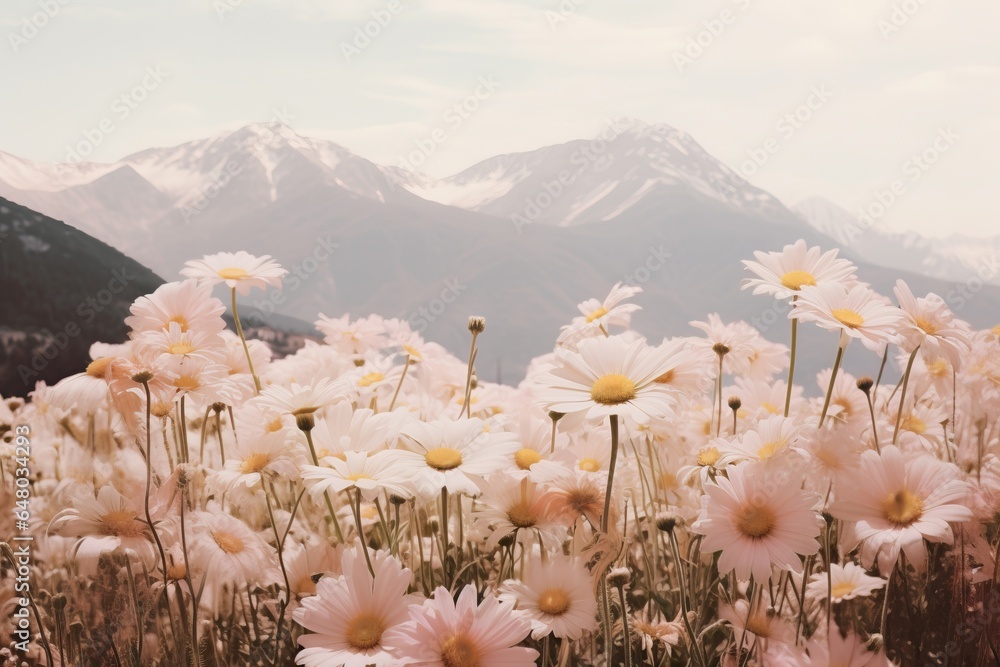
2,0,998,237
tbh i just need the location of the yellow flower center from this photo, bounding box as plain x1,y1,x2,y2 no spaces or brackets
991,324,1000,336
425,447,463,471
403,344,423,360
441,634,480,667
779,270,817,290
578,457,601,472
166,563,187,580
358,372,385,387
347,473,372,482
831,581,856,599
168,342,194,355
296,575,317,597
760,401,779,415
212,531,245,554
736,503,776,539
914,317,938,335
901,414,927,435
167,315,190,332
882,489,923,526
514,448,541,470
345,613,385,650
538,588,571,615
217,267,249,280
926,358,949,377
100,510,143,538
590,373,637,405
86,356,113,378
654,368,675,384
586,306,609,323
174,375,200,391
507,498,538,528
745,614,772,638
832,308,865,329
697,447,720,467
240,452,270,474
658,471,678,493
756,442,779,460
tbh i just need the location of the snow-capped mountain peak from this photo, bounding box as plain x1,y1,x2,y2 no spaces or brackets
396,117,787,226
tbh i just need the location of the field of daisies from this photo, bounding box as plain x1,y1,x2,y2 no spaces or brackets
1,240,999,666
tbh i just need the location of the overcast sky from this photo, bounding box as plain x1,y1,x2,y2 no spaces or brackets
2,0,998,237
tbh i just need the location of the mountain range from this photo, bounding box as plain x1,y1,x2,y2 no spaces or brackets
1,119,997,384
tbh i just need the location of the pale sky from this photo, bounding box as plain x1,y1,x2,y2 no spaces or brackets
2,0,998,237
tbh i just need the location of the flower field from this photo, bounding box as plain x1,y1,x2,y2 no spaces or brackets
2,242,998,666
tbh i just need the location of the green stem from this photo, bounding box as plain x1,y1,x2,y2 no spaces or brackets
892,347,920,446
231,287,261,393
784,297,798,417
352,488,376,578
818,343,845,428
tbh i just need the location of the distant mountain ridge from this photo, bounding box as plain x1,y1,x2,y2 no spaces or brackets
1,122,998,383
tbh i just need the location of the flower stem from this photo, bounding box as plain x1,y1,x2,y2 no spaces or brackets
892,347,920,446
784,298,798,417
616,583,634,667
388,354,410,411
352,488,376,578
231,287,261,394
818,344,845,428
303,429,345,543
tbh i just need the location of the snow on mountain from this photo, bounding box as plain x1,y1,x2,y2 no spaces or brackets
396,118,790,226
794,196,1000,286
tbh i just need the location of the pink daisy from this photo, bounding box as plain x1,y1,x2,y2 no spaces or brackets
385,585,538,667
693,462,821,582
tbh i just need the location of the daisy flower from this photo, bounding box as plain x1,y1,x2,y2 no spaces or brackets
806,562,886,604
256,378,344,419
385,585,538,667
693,462,821,582
742,239,857,299
830,445,972,575
187,509,273,586
135,321,224,362
315,313,388,357
893,279,971,368
719,597,792,649
283,538,343,609
534,335,680,423
807,624,892,667
791,283,904,353
301,450,413,502
499,555,597,639
721,414,805,465
294,546,418,667
557,282,642,346
399,418,518,496
181,251,288,294
210,429,303,491
125,279,227,336
688,314,756,376
473,473,563,550
50,485,156,574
